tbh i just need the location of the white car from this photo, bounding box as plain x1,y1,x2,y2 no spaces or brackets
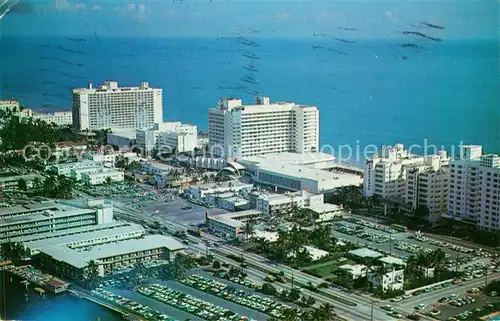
390,297,403,302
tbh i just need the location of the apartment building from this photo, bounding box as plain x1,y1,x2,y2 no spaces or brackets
136,122,198,154
72,81,162,132
448,145,500,230
364,144,450,219
208,97,319,159
32,111,73,126
79,168,125,186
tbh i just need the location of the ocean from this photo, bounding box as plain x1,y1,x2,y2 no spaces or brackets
1,36,499,162
0,272,122,321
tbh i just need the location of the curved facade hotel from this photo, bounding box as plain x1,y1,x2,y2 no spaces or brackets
208,96,319,159
72,81,163,132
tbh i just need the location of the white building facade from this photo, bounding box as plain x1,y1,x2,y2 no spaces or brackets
448,145,500,230
32,111,73,126
208,97,319,159
136,122,198,154
72,81,162,132
364,144,450,220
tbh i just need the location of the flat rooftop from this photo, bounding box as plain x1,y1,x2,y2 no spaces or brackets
208,210,261,228
25,223,145,250
195,180,253,191
10,221,130,243
0,202,95,226
348,248,384,259
379,256,406,266
241,152,335,166
39,235,185,269
252,160,362,185
306,203,343,214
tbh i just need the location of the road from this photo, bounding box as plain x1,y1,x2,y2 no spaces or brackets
108,197,499,321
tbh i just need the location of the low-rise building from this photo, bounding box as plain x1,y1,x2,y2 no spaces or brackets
338,264,367,280
0,174,44,190
106,130,136,147
37,234,185,279
52,142,88,160
306,203,346,223
139,161,175,174
80,168,124,186
136,122,198,154
239,156,362,194
368,256,406,292
32,111,73,126
0,201,113,244
48,161,100,176
23,223,145,255
206,210,262,238
187,180,254,200
288,245,329,261
254,190,324,216
348,248,384,261
188,157,227,170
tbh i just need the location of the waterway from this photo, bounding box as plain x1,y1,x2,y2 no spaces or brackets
0,272,122,321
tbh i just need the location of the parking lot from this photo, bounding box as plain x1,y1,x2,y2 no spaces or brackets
330,216,498,274
423,293,498,320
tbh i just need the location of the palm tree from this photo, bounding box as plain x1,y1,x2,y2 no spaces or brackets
310,225,331,250
312,303,337,321
242,219,255,255
85,260,100,289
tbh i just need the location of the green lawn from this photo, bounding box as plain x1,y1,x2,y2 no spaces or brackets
302,254,355,279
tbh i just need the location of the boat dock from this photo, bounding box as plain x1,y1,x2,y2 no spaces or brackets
6,265,69,294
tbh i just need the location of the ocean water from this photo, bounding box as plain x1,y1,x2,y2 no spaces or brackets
0,272,122,321
0,36,499,162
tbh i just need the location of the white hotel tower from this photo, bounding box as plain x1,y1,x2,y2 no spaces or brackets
208,97,319,159
72,81,162,132
447,145,500,230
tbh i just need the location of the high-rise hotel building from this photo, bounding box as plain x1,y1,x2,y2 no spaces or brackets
448,145,500,230
208,97,319,159
72,81,162,132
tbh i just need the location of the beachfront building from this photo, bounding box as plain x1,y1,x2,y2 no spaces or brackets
72,81,163,132
363,144,450,217
208,97,319,159
206,210,262,238
136,122,198,154
404,154,450,221
32,111,73,126
0,200,114,244
447,145,500,230
37,234,185,279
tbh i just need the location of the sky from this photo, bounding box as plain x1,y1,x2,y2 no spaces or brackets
0,0,498,39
